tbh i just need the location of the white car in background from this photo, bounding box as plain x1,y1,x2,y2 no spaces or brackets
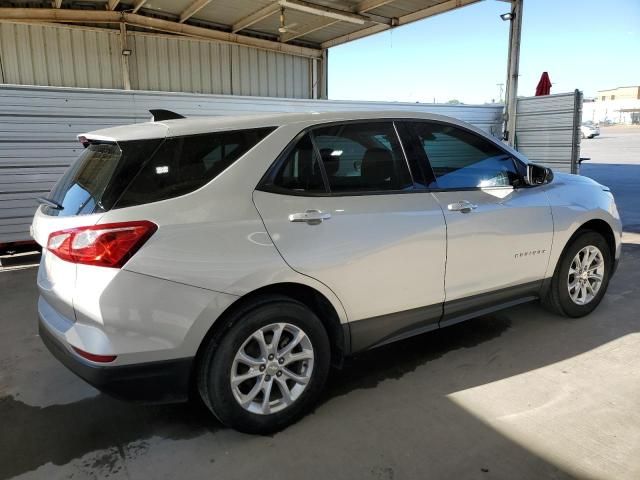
581,122,600,139
32,111,621,433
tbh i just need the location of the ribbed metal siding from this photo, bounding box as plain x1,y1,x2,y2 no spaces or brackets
515,91,582,174
0,23,313,98
0,23,123,89
127,34,312,97
0,84,503,244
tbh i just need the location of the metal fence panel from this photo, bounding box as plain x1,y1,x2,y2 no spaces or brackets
515,91,582,174
0,84,503,243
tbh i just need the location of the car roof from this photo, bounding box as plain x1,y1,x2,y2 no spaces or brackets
81,110,485,142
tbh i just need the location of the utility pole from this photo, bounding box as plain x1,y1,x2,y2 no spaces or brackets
503,0,523,147
496,83,504,103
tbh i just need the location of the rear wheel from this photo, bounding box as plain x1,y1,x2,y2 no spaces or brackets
543,231,612,317
197,296,330,434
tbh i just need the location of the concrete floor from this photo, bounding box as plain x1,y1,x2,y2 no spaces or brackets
580,126,640,232
1,128,639,480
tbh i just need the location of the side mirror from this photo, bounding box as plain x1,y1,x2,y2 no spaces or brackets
525,163,554,186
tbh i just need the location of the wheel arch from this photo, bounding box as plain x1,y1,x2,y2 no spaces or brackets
191,282,349,393
543,217,617,298
576,219,617,261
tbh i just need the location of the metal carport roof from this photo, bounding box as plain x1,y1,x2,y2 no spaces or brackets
0,0,480,55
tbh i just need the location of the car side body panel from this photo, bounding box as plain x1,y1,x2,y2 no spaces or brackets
541,173,622,278
432,186,554,302
32,111,623,397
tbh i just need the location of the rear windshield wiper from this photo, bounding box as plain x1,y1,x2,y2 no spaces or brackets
37,197,64,210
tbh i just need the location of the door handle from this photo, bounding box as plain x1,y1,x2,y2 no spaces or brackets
288,209,332,224
447,201,478,214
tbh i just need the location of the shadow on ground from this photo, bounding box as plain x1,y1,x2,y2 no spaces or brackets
1,243,639,479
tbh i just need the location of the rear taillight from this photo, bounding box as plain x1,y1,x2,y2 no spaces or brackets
72,346,117,363
47,221,157,268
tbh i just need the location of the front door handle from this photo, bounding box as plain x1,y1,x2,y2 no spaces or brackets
288,209,331,225
447,201,478,213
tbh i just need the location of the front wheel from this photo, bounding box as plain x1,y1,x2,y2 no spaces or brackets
543,231,612,317
197,296,330,434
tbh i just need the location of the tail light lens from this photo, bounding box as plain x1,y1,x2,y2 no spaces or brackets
72,346,117,363
47,221,157,268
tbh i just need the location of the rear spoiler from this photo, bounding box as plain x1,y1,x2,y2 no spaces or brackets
149,109,185,122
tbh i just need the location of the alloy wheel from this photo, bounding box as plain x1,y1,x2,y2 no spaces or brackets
567,245,605,305
230,323,314,415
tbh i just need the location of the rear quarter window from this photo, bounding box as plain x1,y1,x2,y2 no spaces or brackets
115,127,275,208
44,127,275,216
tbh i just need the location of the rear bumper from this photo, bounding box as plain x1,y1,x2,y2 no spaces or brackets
39,317,193,403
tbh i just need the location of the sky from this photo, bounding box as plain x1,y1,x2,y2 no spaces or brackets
327,0,640,104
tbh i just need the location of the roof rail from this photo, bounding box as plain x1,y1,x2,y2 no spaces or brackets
149,109,186,121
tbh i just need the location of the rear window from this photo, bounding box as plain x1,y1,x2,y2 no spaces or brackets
45,127,274,216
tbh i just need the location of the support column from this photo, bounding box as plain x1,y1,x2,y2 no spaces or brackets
319,48,328,99
503,0,522,146
311,58,319,99
119,22,132,90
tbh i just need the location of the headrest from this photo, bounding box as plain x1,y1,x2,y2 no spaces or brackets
361,148,395,189
319,148,340,176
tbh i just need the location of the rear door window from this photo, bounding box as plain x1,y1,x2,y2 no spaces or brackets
312,122,413,193
267,133,327,194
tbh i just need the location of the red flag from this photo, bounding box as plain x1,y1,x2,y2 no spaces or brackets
535,72,552,96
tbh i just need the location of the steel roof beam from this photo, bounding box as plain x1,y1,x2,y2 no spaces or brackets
280,0,393,43
320,0,480,48
356,0,395,11
279,0,368,25
232,3,280,34
0,8,322,58
233,0,393,36
179,0,214,24
131,0,148,14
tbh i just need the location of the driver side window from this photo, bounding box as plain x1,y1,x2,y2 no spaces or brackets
408,122,522,189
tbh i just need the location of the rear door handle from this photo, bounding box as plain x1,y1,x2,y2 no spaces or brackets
288,209,331,224
447,201,478,213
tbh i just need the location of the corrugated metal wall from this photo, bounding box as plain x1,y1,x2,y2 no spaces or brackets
0,23,313,97
0,84,503,244
0,23,123,89
515,91,582,174
127,33,311,97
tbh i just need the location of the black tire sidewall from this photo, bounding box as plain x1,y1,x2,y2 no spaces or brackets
554,231,612,317
200,299,330,434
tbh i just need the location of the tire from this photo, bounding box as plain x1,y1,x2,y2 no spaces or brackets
197,295,330,434
543,230,612,317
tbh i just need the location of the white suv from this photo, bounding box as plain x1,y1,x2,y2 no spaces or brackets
32,111,621,433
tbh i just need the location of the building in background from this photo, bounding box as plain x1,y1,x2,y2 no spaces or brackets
583,86,640,125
